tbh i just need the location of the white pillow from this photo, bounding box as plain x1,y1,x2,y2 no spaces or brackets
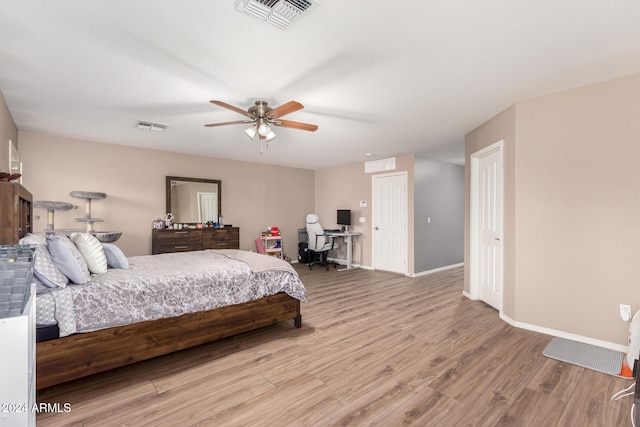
102,243,129,269
47,234,91,284
71,233,108,275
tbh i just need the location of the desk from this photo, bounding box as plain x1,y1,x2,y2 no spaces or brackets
325,231,361,271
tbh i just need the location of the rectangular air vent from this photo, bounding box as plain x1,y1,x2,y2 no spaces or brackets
137,120,168,132
235,0,320,30
365,157,396,174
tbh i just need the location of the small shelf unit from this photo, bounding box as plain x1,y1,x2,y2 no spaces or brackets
260,235,283,259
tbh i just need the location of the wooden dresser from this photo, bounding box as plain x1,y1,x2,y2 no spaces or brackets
0,181,33,245
152,227,239,254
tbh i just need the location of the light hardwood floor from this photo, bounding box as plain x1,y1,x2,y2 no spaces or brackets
37,264,634,426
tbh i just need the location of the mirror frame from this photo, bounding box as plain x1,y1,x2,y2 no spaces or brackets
166,176,222,223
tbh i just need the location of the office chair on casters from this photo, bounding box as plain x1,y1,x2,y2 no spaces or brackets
305,213,338,270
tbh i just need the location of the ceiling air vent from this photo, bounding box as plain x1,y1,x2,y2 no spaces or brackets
235,0,320,30
137,120,168,132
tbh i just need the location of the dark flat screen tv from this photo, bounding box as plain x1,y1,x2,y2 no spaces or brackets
337,209,351,226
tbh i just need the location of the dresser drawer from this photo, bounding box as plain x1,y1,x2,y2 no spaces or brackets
203,227,239,250
154,229,203,253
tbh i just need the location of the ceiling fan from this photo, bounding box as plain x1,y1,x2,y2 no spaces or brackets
205,100,318,150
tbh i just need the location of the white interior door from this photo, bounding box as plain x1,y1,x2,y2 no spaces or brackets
372,172,408,274
472,144,503,310
197,192,218,223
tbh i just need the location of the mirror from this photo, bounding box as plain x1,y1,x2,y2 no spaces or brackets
166,176,221,224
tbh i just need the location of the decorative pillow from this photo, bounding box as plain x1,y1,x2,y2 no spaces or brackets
47,234,91,284
34,275,54,294
19,233,69,288
102,243,129,269
19,232,47,246
71,233,108,275
33,245,70,288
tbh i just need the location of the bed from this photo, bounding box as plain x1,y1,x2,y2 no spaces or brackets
32,246,306,389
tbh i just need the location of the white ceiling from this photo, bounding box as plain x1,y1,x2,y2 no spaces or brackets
2,1,640,170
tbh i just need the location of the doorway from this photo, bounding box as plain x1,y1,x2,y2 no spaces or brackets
470,141,504,310
197,192,218,223
372,171,408,274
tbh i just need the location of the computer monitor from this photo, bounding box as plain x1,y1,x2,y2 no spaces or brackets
337,209,351,227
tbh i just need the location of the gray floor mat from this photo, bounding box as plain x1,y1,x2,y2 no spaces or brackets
543,337,624,376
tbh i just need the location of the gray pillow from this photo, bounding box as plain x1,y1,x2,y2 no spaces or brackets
32,245,70,288
19,233,69,288
19,232,47,245
102,243,129,269
47,234,91,284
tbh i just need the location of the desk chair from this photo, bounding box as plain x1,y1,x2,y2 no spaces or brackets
305,213,338,270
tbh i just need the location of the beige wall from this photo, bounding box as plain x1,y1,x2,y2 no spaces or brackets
0,91,18,171
466,73,640,346
19,131,315,257
315,154,415,272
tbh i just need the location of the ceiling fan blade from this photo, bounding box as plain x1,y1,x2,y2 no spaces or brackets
265,101,304,119
210,100,253,118
273,119,318,132
204,120,253,127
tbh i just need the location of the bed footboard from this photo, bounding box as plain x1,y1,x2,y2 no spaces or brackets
36,293,301,389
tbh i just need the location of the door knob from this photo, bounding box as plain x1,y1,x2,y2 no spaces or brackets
374,226,380,230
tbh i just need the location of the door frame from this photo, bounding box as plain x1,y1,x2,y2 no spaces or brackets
371,171,408,274
469,140,504,308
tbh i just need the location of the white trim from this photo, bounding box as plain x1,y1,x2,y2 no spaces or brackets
461,294,626,352
511,318,628,354
408,262,464,278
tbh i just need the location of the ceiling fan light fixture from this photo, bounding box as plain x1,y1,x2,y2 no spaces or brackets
257,121,271,136
207,99,316,153
244,125,258,140
265,130,277,141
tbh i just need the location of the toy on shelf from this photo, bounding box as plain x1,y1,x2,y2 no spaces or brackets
262,226,280,237
259,227,283,259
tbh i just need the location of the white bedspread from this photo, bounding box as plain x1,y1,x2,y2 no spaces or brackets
36,250,306,337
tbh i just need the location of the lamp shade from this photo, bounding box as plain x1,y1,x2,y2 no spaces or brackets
265,130,277,141
257,120,271,136
244,125,258,139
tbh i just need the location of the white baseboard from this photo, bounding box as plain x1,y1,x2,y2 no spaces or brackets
500,313,627,353
460,293,627,353
408,262,464,278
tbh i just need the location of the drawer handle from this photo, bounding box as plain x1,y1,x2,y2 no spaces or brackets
217,242,229,246
174,245,189,249
174,231,189,234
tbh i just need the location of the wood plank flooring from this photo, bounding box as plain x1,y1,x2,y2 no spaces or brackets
37,265,634,426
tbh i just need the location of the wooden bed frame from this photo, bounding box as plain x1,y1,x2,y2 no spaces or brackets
36,293,301,389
